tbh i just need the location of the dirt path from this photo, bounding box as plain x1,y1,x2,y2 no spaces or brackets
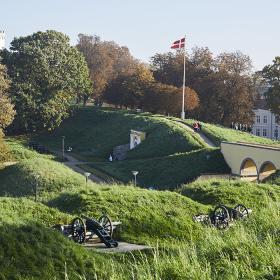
174,120,217,148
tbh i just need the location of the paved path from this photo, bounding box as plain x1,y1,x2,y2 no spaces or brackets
53,151,105,184
174,120,217,148
3,161,18,167
83,242,151,253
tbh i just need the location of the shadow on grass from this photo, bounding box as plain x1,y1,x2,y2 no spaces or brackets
0,221,107,279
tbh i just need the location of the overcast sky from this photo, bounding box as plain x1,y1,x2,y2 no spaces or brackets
1,0,280,70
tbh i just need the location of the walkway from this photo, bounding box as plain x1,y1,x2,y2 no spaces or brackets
52,150,105,184
174,120,217,148
84,241,151,253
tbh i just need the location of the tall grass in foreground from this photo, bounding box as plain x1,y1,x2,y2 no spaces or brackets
1,139,279,279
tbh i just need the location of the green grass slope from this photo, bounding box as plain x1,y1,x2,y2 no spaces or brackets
0,139,279,279
87,149,229,189
36,107,204,161
31,107,231,188
180,178,280,209
0,198,126,280
182,119,280,146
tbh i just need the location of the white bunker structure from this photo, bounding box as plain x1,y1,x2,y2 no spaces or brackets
130,130,146,150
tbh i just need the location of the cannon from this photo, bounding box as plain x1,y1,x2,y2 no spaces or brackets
193,204,251,229
53,214,120,248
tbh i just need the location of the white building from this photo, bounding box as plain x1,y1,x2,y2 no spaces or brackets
252,109,279,140
0,31,5,50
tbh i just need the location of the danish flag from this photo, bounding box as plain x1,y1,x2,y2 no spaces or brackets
171,37,185,49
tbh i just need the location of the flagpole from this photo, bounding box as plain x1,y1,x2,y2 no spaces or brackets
181,35,186,120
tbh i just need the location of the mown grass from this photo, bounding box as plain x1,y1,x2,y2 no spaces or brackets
85,148,229,189
11,108,230,188
181,118,280,146
0,138,279,279
35,107,203,161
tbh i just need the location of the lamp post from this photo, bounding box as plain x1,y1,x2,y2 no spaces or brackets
132,171,139,187
34,174,40,202
84,172,91,184
62,136,65,161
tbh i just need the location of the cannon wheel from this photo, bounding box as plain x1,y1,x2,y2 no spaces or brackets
213,205,230,229
234,204,249,219
71,217,86,244
98,215,113,237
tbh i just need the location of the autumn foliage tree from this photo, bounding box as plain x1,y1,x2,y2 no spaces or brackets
103,64,154,108
77,34,138,103
0,64,15,164
103,62,199,116
150,48,254,125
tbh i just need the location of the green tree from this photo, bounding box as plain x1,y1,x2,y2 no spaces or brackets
262,57,280,115
1,30,92,132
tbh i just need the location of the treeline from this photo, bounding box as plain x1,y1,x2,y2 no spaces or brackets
77,34,258,126
1,30,280,144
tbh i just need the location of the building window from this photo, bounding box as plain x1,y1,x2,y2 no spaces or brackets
256,128,260,136
256,115,260,123
263,129,267,137
263,115,268,124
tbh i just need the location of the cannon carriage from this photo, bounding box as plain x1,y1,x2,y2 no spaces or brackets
53,214,120,248
193,204,251,229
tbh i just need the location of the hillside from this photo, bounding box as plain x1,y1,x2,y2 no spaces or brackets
36,107,204,161
0,139,279,279
33,107,230,188
0,198,121,279
181,119,280,146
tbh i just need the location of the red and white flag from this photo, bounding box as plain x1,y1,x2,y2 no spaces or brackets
171,37,185,49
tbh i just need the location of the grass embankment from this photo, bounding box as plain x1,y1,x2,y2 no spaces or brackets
0,139,279,279
181,119,280,146
34,107,229,188
36,107,204,161
0,197,128,280
87,149,228,189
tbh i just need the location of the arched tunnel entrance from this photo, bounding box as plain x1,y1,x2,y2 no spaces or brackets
240,158,258,182
258,162,277,182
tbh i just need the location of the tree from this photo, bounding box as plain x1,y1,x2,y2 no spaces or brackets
77,34,138,102
1,30,92,132
262,57,280,115
0,64,15,164
141,83,199,116
0,64,15,130
184,87,200,112
150,49,254,125
103,64,154,108
214,51,254,125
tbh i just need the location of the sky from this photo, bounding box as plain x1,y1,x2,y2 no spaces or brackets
1,0,280,71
